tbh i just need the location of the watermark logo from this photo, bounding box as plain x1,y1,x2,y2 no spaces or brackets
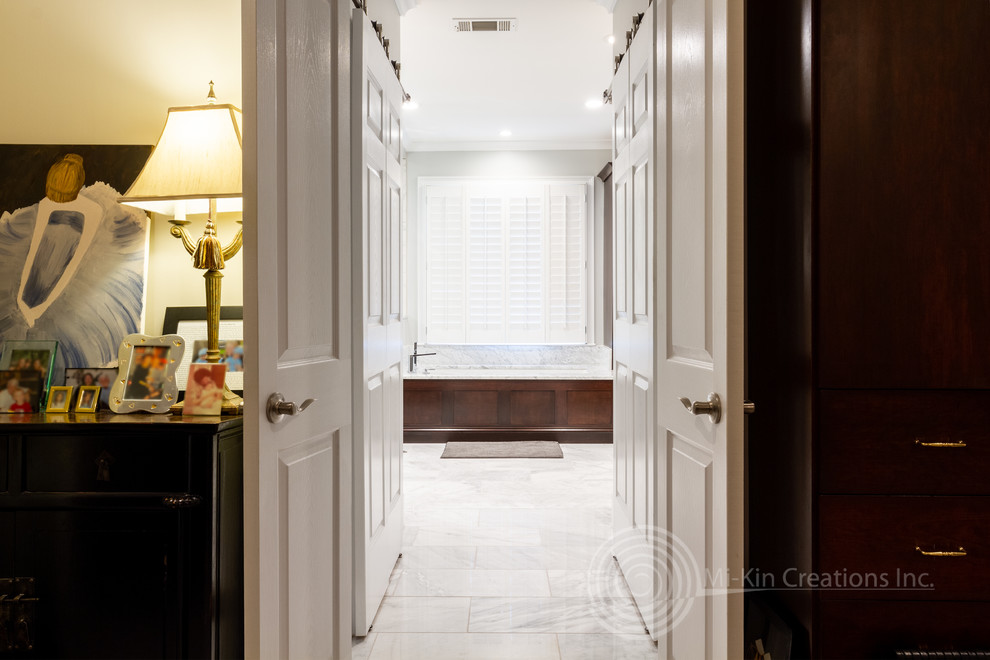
586,525,703,636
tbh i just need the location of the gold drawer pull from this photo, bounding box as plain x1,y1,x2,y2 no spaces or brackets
915,545,967,557
914,438,966,448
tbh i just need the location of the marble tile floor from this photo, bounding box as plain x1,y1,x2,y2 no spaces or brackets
352,443,658,660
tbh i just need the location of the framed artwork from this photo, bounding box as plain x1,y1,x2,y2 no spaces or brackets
75,385,100,413
64,368,117,410
0,339,58,401
0,369,43,413
162,306,244,393
108,334,184,414
0,146,152,382
46,386,72,413
183,363,227,416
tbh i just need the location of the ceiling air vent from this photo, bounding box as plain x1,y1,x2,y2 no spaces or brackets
452,18,517,33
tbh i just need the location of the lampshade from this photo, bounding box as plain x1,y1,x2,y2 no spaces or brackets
119,103,243,216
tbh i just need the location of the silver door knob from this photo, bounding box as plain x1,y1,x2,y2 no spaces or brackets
267,393,316,424
679,393,722,423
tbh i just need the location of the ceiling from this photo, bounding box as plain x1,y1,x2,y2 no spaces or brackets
399,0,615,151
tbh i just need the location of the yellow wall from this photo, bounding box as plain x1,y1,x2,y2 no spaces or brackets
0,0,244,334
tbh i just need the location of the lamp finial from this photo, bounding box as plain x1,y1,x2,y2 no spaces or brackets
207,80,216,105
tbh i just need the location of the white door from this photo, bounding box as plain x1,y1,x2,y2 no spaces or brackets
242,0,352,658
611,4,659,640
351,6,405,636
655,0,745,656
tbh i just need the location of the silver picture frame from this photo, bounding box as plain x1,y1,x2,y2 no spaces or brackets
108,333,185,414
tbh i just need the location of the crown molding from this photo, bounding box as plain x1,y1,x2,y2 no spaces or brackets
405,138,612,153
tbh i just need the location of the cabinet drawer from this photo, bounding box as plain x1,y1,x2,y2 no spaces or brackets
819,391,990,495
23,435,191,493
819,600,990,659
819,496,990,601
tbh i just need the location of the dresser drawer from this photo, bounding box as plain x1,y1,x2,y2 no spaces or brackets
819,496,990,601
819,600,990,659
819,390,990,495
22,434,191,493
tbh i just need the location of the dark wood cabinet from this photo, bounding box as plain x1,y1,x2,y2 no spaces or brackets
0,414,243,659
747,0,990,657
404,379,613,443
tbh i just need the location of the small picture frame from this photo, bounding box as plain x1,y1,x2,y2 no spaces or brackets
76,385,101,413
0,340,58,403
65,368,117,410
183,363,227,416
46,386,72,413
109,334,185,414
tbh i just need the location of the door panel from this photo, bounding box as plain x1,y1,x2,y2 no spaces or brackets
655,0,745,655
353,6,405,636
612,5,658,641
243,0,351,657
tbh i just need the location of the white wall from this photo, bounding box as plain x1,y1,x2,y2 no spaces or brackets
366,0,401,61
0,0,243,335
405,149,611,345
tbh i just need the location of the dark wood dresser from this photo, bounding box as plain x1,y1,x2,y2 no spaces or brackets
747,0,990,657
0,414,243,659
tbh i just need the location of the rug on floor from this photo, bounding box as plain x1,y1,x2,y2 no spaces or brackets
440,440,564,459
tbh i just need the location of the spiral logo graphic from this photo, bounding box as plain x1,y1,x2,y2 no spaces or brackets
586,525,703,636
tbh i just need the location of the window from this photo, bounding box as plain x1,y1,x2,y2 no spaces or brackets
424,179,590,344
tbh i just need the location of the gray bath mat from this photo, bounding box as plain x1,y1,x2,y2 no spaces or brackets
441,440,563,459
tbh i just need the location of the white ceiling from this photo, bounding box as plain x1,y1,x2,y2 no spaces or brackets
399,0,615,151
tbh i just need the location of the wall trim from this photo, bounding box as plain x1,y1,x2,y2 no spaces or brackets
407,138,612,152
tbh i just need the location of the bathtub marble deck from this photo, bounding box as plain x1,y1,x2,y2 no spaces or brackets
352,443,658,660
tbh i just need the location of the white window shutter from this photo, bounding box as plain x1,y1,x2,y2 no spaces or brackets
548,184,587,343
506,191,544,343
425,186,465,342
466,192,505,342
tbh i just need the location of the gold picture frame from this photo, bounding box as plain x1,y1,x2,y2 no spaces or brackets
76,385,100,413
45,385,72,413
109,334,185,414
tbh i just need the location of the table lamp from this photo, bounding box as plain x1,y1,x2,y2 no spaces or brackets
120,82,244,414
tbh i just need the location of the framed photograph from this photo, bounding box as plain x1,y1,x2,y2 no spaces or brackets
0,370,43,413
183,363,227,416
108,334,185,414
162,306,243,394
64,368,117,410
0,340,58,401
46,386,72,413
76,385,100,413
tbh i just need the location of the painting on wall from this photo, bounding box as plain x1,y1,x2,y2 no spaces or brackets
0,145,154,380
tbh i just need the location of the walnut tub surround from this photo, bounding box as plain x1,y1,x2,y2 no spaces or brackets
403,345,613,443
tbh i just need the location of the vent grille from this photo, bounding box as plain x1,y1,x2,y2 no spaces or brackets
452,18,517,33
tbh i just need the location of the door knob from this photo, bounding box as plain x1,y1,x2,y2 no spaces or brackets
679,393,722,423
267,393,316,424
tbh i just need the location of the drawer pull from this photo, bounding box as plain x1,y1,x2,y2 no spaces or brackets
914,438,966,448
162,494,202,509
915,545,967,557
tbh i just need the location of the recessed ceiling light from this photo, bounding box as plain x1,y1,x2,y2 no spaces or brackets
585,98,603,109
607,34,616,44
499,129,512,137
403,99,419,110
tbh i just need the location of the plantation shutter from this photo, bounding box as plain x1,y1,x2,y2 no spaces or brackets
425,186,465,342
548,184,587,343
423,180,589,344
466,189,504,343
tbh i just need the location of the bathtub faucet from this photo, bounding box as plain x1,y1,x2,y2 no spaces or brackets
409,342,436,372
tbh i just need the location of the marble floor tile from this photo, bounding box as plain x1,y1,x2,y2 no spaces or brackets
396,546,477,570
547,568,627,598
405,507,481,527
390,569,552,598
369,632,560,660
468,597,646,635
372,596,472,633
475,545,602,571
351,632,378,660
556,633,657,660
413,525,542,547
